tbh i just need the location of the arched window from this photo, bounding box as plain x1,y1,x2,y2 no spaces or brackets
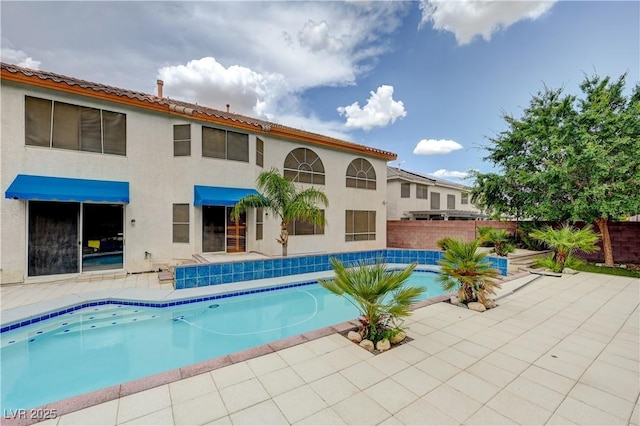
283,148,325,184
346,158,376,190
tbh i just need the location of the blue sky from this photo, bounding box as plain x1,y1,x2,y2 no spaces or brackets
2,1,638,182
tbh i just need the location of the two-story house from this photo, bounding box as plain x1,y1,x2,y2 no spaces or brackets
0,63,396,284
386,166,485,221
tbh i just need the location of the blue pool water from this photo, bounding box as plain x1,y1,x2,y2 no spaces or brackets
0,271,443,411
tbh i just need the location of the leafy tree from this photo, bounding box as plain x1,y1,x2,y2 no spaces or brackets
319,258,424,343
437,239,501,305
472,73,640,266
231,168,328,256
530,223,600,272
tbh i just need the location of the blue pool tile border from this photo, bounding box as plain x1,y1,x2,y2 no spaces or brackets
174,249,508,290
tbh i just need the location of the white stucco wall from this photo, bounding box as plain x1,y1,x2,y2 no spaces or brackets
1,81,389,283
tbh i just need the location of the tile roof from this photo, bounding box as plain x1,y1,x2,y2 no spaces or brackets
386,166,469,189
1,62,396,160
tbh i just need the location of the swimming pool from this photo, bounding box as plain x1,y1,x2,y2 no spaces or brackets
0,271,444,411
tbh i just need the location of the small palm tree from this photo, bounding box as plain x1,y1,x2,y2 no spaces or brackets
437,239,501,305
529,223,600,272
479,228,515,256
319,258,424,343
231,168,328,256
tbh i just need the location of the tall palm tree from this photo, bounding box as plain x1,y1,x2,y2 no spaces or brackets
319,258,424,342
437,239,501,305
529,223,599,272
231,167,328,256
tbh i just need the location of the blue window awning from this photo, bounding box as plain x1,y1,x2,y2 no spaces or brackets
5,175,130,203
194,185,259,206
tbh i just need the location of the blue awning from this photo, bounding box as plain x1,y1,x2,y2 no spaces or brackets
194,185,259,206
5,175,129,203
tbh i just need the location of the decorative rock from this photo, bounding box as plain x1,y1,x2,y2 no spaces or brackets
483,299,497,309
467,302,487,312
359,339,374,351
563,268,578,275
457,303,468,308
390,331,406,344
376,339,391,352
347,331,362,343
450,295,459,305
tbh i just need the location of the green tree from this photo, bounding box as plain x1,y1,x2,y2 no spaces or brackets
437,239,501,305
319,259,424,343
529,223,600,272
472,73,640,266
231,168,328,256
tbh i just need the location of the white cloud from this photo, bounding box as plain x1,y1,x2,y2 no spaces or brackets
298,20,344,53
432,169,470,179
337,85,407,131
159,57,290,120
0,47,41,69
419,0,556,45
413,139,464,155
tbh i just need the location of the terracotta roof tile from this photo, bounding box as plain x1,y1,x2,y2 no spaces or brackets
1,62,396,159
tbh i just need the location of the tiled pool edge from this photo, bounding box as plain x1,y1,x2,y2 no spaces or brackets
0,293,452,426
174,249,509,290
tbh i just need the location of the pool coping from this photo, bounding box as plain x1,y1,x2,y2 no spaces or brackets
1,269,537,426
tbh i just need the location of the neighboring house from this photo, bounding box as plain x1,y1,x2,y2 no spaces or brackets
0,63,395,284
386,166,485,221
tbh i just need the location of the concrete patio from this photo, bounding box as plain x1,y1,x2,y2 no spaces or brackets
1,271,638,425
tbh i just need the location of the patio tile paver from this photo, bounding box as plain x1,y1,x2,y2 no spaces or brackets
116,385,171,424
391,366,442,397
57,400,119,425
503,376,565,412
258,366,306,397
393,398,458,425
485,389,554,425
210,361,254,389
424,383,484,423
119,407,174,425
446,370,501,404
171,392,227,425
554,396,628,425
568,382,636,420
579,360,640,402
330,392,391,425
309,373,359,405
218,377,269,413
294,407,346,425
363,378,419,414
228,400,288,425
414,354,461,382
273,384,327,424
462,405,518,425
168,372,217,405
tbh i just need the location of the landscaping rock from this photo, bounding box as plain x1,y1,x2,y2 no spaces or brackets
450,295,459,305
376,339,391,352
468,302,487,312
484,300,497,309
359,339,374,351
563,268,578,275
390,331,406,344
347,331,362,343
457,303,468,308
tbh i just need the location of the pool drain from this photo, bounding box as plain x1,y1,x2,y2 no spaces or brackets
209,304,220,309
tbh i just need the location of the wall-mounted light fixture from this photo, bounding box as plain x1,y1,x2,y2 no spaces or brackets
131,219,136,226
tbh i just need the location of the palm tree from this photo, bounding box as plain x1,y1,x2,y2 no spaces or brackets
529,223,600,272
437,238,501,305
319,258,424,343
231,167,328,256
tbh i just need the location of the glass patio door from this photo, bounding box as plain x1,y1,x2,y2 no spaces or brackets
81,204,124,271
202,206,246,253
226,207,246,253
28,201,79,276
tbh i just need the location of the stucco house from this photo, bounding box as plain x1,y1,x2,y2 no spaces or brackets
386,166,485,221
0,63,395,284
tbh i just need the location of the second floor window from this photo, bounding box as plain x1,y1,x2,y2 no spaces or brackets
287,210,325,235
283,148,325,184
447,194,456,210
400,183,410,198
431,192,440,210
346,158,376,190
416,184,428,199
461,193,469,204
173,124,191,156
256,137,264,167
202,126,249,162
25,96,126,155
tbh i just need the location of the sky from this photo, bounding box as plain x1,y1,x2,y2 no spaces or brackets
2,1,638,183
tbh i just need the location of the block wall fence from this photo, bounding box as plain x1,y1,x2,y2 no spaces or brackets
387,220,640,264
